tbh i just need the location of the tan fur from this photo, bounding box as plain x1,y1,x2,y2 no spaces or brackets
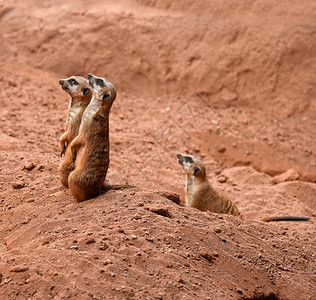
177,154,310,222
177,153,242,218
58,76,92,188
68,74,116,202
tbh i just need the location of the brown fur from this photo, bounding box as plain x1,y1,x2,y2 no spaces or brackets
58,76,92,188
68,74,116,202
177,153,243,218
177,154,310,222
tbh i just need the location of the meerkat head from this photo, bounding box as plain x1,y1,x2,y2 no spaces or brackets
177,153,206,179
59,76,92,102
87,73,116,108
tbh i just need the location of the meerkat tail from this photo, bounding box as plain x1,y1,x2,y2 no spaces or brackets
100,183,136,192
261,216,310,222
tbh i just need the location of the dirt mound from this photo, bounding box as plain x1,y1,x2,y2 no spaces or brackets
0,1,315,299
1,188,315,299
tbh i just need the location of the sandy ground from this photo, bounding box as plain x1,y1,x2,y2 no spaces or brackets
0,0,315,299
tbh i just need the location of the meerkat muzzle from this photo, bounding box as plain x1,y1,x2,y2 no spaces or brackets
87,73,97,87
177,153,184,165
59,79,69,91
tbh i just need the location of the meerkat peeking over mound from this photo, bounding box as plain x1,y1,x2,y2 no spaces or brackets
177,153,243,218
177,153,310,222
68,74,116,202
58,76,92,188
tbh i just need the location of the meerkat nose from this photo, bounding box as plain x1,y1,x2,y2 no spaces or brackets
176,153,182,159
87,73,93,78
59,80,64,85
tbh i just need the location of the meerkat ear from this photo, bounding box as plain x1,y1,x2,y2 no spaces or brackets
82,88,91,96
102,93,111,101
193,168,201,176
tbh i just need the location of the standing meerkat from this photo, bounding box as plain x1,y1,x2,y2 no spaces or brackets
58,76,92,188
177,153,242,218
68,74,116,202
177,153,310,222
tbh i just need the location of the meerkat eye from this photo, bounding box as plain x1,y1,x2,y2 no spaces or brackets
69,79,78,85
193,168,201,175
82,88,90,96
185,157,193,163
97,79,104,87
103,93,110,101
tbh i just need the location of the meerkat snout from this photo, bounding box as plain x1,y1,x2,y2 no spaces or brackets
87,73,96,86
177,153,185,165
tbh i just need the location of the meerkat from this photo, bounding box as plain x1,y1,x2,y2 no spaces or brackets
67,74,116,202
58,76,92,188
177,153,242,218
177,154,310,222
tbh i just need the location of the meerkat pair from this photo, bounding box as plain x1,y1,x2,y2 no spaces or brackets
58,74,116,202
177,153,309,222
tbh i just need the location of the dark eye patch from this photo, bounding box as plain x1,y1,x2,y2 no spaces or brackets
97,79,105,87
185,156,194,163
69,79,78,85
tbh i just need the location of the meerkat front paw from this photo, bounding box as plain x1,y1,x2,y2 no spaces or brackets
60,143,67,156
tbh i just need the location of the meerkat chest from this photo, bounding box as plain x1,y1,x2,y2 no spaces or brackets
81,103,99,125
67,105,82,125
186,177,195,206
186,178,213,208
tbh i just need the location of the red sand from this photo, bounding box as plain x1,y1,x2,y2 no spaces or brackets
0,1,315,299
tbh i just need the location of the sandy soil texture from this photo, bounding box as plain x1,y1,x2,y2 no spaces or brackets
0,1,315,299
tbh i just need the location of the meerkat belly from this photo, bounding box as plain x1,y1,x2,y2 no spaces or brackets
86,143,109,169
74,148,108,184
77,130,109,179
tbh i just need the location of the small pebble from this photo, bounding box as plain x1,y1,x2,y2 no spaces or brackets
12,181,25,189
10,266,29,273
85,238,96,244
23,163,36,171
217,146,226,153
104,259,113,266
217,175,227,183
